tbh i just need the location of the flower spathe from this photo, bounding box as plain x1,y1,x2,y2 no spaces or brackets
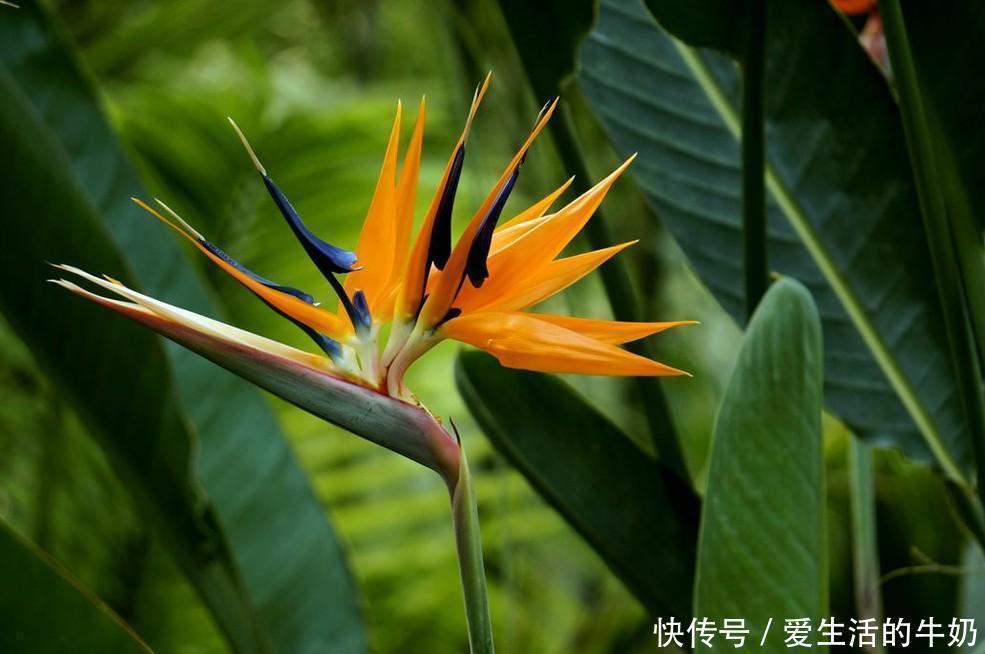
52,75,693,430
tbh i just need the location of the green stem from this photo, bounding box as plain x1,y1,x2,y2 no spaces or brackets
548,109,689,483
450,444,494,654
946,480,985,555
878,0,985,511
741,0,768,320
847,438,885,654
933,143,985,370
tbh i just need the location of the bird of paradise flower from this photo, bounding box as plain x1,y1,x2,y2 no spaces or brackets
51,75,693,652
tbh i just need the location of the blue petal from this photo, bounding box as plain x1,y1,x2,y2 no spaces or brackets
427,144,466,272
436,307,462,328
464,163,521,288
262,175,359,277
351,290,373,332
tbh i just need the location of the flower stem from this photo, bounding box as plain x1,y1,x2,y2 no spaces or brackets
449,443,494,653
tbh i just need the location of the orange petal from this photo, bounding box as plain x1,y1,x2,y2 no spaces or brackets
524,315,698,344
490,177,574,258
494,176,573,235
483,157,634,287
419,97,558,327
458,241,636,313
343,101,402,316
391,97,426,287
829,0,875,15
442,311,688,376
396,74,491,320
134,199,346,337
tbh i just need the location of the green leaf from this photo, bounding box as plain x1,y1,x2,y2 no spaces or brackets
577,0,968,476
642,0,742,56
877,0,985,520
902,1,985,236
889,0,985,482
694,279,826,649
0,5,366,652
495,0,596,97
455,351,699,617
0,520,151,654
0,64,264,652
496,0,689,480
0,325,230,653
847,439,885,636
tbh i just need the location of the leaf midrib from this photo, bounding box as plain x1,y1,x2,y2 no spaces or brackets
670,39,964,482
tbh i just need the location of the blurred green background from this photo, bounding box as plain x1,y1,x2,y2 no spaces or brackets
1,1,723,651
1,0,982,652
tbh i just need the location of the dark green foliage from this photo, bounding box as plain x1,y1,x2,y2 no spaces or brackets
457,351,699,617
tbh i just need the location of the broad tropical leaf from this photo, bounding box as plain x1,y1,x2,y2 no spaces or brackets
578,0,968,475
456,351,699,617
495,0,595,97
642,0,741,55
0,520,151,654
694,279,826,650
0,4,366,652
902,0,985,235
0,65,265,652
0,326,230,653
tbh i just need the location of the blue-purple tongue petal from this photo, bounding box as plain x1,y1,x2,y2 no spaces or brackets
464,163,521,288
201,240,342,358
351,290,373,332
262,175,358,277
427,144,466,272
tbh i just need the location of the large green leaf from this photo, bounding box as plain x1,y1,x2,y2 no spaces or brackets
903,0,985,236
577,0,968,476
0,4,366,652
0,65,263,652
694,279,826,650
455,351,699,617
0,323,230,653
495,0,595,97
641,0,741,56
0,519,151,654
494,0,689,479
892,1,985,477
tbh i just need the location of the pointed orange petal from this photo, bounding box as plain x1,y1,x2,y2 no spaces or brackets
494,176,573,234
134,199,346,337
420,97,559,327
442,311,688,376
490,177,574,258
391,97,426,287
524,314,698,344
343,101,402,314
458,241,636,313
485,157,634,284
396,74,491,320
